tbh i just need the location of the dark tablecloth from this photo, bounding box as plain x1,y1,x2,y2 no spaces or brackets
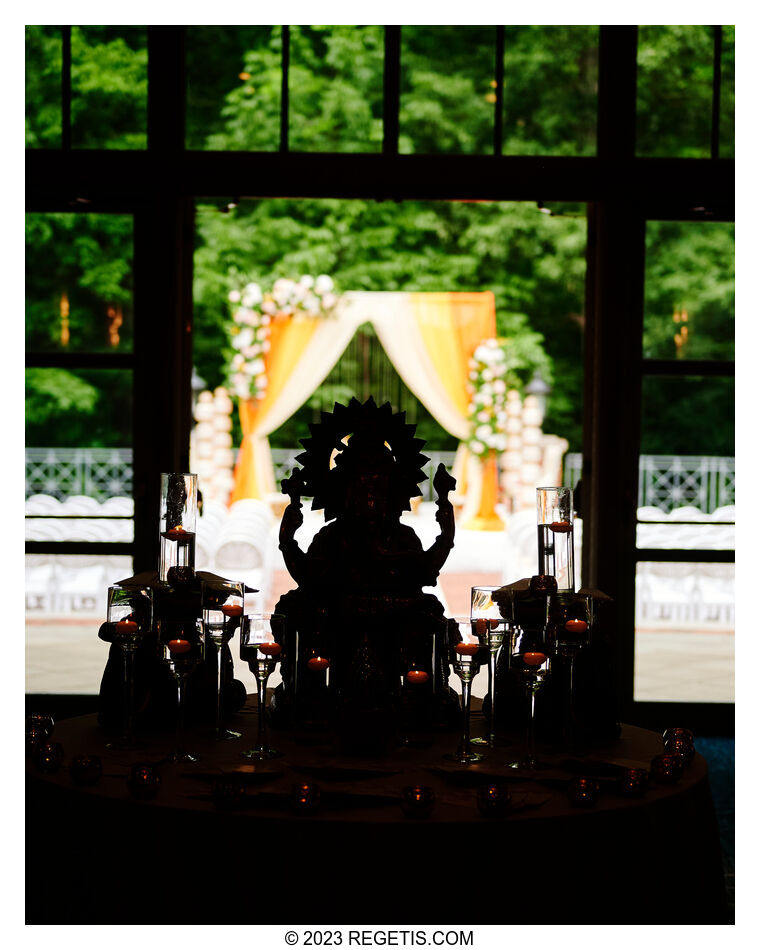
27,700,728,925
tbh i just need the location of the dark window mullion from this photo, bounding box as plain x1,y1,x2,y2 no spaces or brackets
25,352,135,369
25,541,135,556
635,549,734,564
641,358,735,377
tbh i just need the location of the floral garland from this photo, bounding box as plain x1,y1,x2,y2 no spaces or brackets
466,337,517,457
227,275,338,401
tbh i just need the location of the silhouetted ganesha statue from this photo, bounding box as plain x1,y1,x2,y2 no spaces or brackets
271,397,459,751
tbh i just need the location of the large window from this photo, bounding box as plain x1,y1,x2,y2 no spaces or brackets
25,26,734,728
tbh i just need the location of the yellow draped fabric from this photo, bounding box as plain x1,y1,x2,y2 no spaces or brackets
229,315,321,503
228,292,500,525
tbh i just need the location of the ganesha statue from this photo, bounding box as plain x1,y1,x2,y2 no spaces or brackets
270,397,459,751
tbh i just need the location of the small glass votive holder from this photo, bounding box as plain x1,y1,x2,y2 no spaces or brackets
69,755,103,786
290,783,321,815
617,767,649,798
650,754,684,785
26,723,50,756
401,784,435,819
663,738,695,766
476,784,512,818
34,741,64,774
662,726,694,747
27,712,55,739
567,776,600,808
212,775,247,810
127,763,161,800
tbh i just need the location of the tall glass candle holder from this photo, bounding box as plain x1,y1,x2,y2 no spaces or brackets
536,487,575,593
202,580,244,741
470,586,506,748
159,473,198,584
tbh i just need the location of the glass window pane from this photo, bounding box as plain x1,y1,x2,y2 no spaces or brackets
25,453,134,542
26,26,62,148
400,26,496,155
636,506,734,549
71,26,147,149
644,221,734,361
640,376,734,458
719,26,735,158
26,554,132,694
502,25,598,156
289,26,384,152
26,213,134,354
186,26,279,150
636,25,714,157
634,561,734,703
26,369,133,448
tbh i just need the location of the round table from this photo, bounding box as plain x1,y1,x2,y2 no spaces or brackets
27,700,728,925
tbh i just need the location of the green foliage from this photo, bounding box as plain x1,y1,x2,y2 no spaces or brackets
25,25,734,458
25,369,132,448
636,25,715,158
26,213,134,352
25,27,63,148
71,27,147,149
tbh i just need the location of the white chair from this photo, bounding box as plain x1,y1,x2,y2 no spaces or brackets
59,495,103,515
637,505,667,521
25,494,63,515
58,563,108,614
100,496,134,516
25,561,59,613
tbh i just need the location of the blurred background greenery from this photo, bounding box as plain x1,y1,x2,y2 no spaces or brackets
25,25,734,456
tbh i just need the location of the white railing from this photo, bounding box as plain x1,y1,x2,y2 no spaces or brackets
26,448,735,515
564,453,735,514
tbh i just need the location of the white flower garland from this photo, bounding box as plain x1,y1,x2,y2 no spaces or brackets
227,275,338,402
466,338,515,457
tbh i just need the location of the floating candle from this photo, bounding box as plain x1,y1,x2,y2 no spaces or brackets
165,525,189,538
549,521,572,533
405,669,429,685
114,619,138,636
565,619,588,634
259,642,282,657
455,642,479,657
307,655,329,671
220,604,243,618
523,651,546,666
168,639,191,655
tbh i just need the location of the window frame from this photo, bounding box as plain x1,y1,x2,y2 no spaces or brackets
25,25,735,731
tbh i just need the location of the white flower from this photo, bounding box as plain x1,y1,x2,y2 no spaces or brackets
470,440,485,455
321,292,337,310
242,345,259,359
480,392,493,406
475,424,493,442
492,379,507,394
301,293,319,313
260,314,271,325
255,373,267,389
248,358,265,376
473,345,490,363
468,370,479,380
232,327,254,349
315,274,334,294
476,410,491,423
494,435,508,452
299,275,315,289
261,340,270,353
228,290,241,303
232,353,245,369
261,300,277,315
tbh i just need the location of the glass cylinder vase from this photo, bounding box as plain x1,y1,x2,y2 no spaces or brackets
159,473,198,583
536,487,575,593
